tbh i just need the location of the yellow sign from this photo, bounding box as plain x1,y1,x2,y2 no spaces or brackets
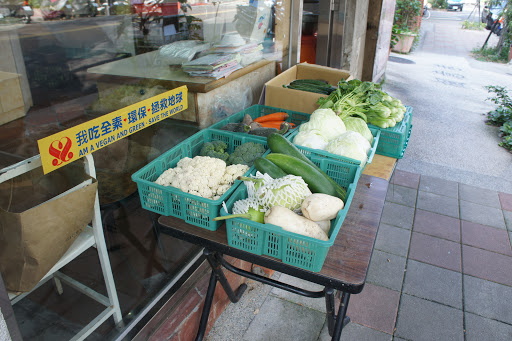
38,86,188,174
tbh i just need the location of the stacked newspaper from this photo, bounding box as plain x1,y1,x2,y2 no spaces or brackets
207,43,263,66
182,54,243,79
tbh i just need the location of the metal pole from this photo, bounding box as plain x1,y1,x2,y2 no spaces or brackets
482,20,499,49
478,0,481,24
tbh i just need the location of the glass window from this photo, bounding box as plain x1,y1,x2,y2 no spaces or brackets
0,0,291,339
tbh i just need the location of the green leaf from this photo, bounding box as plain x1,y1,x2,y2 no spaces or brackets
368,93,383,105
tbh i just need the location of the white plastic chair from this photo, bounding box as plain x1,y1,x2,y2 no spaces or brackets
0,154,122,341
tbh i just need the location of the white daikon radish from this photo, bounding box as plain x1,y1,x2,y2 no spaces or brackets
315,220,331,235
264,206,328,241
301,193,344,221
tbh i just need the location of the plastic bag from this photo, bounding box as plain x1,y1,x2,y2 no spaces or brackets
158,40,211,65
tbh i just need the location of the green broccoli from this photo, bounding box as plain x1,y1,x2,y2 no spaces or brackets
227,142,265,166
199,140,229,162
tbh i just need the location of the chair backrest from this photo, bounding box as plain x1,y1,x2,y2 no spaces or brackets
0,154,95,184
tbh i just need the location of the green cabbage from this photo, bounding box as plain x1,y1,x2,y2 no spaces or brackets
343,117,373,144
325,131,370,167
292,129,329,149
299,108,346,141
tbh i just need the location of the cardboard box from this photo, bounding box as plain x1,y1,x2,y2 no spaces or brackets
264,63,351,114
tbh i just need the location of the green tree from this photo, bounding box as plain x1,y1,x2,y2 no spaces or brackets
431,0,447,9
394,0,423,32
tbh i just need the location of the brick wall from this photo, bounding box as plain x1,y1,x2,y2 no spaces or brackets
133,256,270,341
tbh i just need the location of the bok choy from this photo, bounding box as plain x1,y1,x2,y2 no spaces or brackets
317,79,407,128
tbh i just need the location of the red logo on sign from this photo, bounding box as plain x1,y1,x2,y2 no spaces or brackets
49,137,73,166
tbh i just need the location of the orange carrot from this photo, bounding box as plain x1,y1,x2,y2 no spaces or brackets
253,112,289,123
259,121,284,129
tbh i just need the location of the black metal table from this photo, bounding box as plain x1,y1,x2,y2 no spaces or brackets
157,174,388,341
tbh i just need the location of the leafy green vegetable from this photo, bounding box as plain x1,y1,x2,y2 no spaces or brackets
343,117,373,144
317,79,407,128
298,108,346,141
325,131,370,167
292,129,329,149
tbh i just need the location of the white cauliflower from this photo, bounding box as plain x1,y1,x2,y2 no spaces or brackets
221,164,250,185
154,156,249,200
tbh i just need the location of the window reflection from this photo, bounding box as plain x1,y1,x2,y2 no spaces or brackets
0,0,286,339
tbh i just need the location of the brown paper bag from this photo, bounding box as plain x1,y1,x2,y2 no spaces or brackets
0,163,98,293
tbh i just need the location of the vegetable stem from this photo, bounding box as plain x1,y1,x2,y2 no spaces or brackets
213,213,251,221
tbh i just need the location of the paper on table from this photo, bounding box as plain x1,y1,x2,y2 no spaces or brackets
187,62,243,79
183,54,241,72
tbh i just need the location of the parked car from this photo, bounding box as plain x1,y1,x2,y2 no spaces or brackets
72,0,97,17
41,0,97,20
0,1,33,23
447,0,464,11
40,0,72,20
481,0,507,30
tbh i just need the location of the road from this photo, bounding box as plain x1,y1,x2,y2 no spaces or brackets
20,1,240,37
425,5,486,23
384,6,512,192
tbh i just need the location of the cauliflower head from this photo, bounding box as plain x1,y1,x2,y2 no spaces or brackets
154,155,249,200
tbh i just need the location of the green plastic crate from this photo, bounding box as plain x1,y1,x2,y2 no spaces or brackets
209,104,310,140
368,106,413,159
220,157,361,272
399,124,413,158
131,129,268,231
287,127,381,169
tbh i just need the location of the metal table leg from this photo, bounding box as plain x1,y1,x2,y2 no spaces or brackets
195,249,248,341
325,288,336,335
325,289,351,339
195,249,351,341
195,270,218,341
331,292,351,341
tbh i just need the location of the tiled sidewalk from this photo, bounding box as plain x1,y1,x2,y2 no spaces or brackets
206,169,512,341
356,169,512,341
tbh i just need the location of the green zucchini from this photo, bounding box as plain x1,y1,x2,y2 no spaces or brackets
249,124,289,137
284,85,331,95
265,153,339,197
267,133,347,201
254,157,287,179
267,133,317,167
286,79,336,95
221,123,250,133
290,79,329,86
290,81,330,89
289,83,333,91
249,127,278,137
